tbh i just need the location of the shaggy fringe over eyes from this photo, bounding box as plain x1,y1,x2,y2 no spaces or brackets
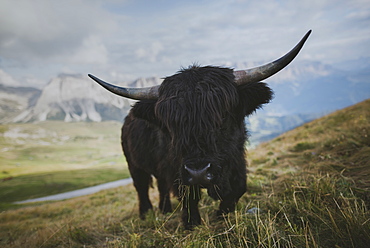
155,66,239,156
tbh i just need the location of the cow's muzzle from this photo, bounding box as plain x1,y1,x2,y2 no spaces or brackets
184,163,213,186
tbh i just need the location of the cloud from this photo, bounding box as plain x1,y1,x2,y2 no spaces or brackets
68,35,109,64
0,69,21,86
0,0,369,86
0,0,117,65
135,42,164,63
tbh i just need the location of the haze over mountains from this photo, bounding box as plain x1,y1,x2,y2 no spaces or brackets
1,60,369,145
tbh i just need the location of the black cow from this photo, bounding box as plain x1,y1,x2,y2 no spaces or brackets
88,31,311,229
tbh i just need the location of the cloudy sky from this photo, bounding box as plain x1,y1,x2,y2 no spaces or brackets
0,0,369,88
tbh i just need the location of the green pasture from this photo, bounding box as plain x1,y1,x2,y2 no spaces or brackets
0,121,129,210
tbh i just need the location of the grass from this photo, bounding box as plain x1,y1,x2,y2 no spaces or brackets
0,99,369,247
0,121,129,211
0,121,125,177
0,167,130,210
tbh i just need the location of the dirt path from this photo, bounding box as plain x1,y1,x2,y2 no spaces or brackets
14,178,133,204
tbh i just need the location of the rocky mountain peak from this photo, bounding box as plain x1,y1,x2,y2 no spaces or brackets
13,74,135,123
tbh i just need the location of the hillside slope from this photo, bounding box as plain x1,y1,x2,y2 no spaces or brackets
249,98,370,196
0,100,369,247
0,84,41,123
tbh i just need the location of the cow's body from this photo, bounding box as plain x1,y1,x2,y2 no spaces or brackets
88,30,311,229
121,66,272,228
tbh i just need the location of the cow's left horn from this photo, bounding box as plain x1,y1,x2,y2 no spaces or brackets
88,74,160,100
234,30,312,84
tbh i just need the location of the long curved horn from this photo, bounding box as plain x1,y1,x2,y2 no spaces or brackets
88,74,160,100
234,30,312,84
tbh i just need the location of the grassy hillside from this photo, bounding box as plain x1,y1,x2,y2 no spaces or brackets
0,121,129,209
1,121,126,177
0,100,369,247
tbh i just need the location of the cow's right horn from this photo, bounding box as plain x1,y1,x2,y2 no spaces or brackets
88,74,160,100
234,30,311,84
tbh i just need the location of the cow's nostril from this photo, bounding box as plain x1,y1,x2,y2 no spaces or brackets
206,172,212,181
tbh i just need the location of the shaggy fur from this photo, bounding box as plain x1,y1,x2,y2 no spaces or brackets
121,65,273,229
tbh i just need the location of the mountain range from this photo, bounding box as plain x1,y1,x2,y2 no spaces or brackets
1,60,369,145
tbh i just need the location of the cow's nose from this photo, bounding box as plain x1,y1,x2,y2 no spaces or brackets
184,163,213,185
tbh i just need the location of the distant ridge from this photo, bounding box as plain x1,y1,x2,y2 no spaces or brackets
11,75,133,123
1,60,369,146
0,84,41,123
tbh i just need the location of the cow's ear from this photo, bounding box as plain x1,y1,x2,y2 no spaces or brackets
237,81,274,117
131,100,158,123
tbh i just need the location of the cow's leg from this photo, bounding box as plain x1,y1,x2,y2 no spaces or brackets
217,173,247,216
157,178,172,214
130,168,153,218
217,196,238,216
181,185,201,229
